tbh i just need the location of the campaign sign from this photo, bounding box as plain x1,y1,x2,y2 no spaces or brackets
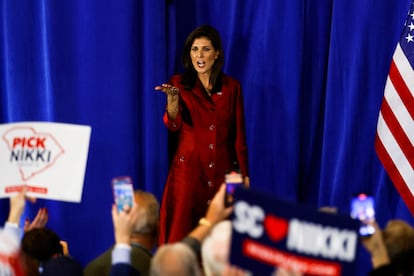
0,122,91,202
229,188,360,275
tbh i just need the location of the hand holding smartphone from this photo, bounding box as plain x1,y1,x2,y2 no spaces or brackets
224,170,244,207
112,176,134,212
350,193,376,236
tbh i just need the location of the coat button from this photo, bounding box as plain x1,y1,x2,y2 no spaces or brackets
208,144,214,150
179,156,185,162
209,124,215,131
208,162,215,168
207,181,213,187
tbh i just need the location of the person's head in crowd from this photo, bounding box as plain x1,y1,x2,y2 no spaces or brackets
382,219,414,261
20,227,63,275
131,190,160,247
21,228,63,262
150,242,202,276
201,220,232,276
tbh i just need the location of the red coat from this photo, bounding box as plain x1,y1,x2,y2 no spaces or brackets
158,73,249,244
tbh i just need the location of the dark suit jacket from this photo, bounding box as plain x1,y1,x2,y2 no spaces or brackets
109,263,140,276
84,243,152,276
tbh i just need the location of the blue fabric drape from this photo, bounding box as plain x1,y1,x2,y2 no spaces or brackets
1,0,413,274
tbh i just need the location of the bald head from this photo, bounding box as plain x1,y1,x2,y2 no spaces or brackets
150,243,201,276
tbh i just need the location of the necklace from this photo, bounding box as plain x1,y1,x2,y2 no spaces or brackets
205,88,212,97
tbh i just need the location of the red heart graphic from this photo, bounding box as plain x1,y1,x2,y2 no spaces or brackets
264,214,289,242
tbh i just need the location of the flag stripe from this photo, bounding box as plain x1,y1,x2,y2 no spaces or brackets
383,76,414,146
380,93,414,169
375,134,414,213
377,113,414,190
390,46,414,120
388,48,414,146
393,44,414,98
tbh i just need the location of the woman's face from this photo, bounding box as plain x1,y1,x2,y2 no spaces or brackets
190,37,219,77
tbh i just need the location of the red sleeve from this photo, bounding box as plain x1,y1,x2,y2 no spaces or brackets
163,109,182,131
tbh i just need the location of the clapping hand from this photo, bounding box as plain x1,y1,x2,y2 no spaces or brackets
24,207,48,232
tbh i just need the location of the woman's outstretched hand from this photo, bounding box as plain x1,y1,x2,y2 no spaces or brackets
155,83,180,119
155,83,179,96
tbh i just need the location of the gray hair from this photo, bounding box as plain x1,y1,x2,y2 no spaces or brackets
150,243,202,276
201,220,232,276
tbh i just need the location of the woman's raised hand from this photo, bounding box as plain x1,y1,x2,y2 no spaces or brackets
155,83,180,119
155,83,179,96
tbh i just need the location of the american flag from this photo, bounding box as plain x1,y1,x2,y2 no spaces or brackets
375,2,414,215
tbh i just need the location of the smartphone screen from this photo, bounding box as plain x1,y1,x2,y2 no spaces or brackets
225,170,244,207
112,176,134,212
350,193,375,236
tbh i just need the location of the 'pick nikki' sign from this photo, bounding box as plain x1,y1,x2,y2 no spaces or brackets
4,127,65,181
0,122,91,203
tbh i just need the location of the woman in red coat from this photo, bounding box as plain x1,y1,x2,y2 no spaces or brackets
155,25,249,244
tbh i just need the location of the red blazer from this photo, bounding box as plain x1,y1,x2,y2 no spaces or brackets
159,73,249,244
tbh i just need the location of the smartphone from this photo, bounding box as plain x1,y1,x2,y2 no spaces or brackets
112,176,134,212
224,170,244,207
350,193,375,236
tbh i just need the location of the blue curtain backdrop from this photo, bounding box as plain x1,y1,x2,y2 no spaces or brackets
1,0,412,274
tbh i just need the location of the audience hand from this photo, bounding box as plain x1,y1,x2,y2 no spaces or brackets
111,204,140,245
7,187,36,225
273,267,303,276
318,206,338,214
361,221,390,268
60,240,70,255
7,189,26,224
205,183,233,225
221,264,247,276
24,207,48,232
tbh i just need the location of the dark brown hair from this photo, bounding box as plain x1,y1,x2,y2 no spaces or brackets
181,25,224,91
21,228,63,262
